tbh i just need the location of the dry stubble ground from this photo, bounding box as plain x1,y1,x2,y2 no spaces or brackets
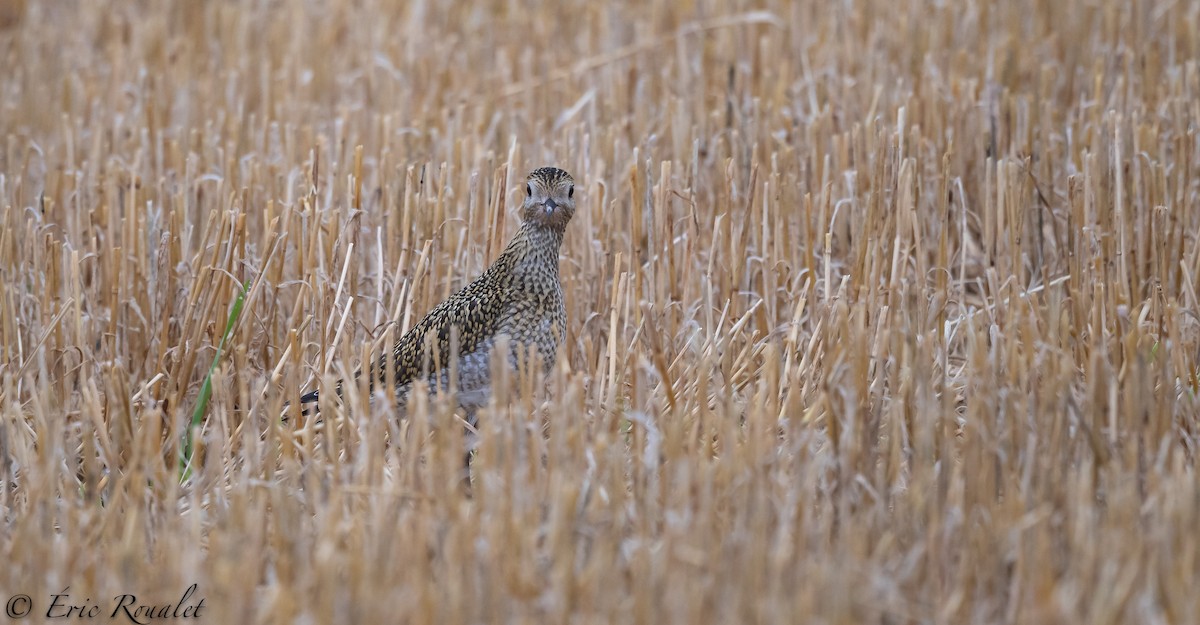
1,1,1199,623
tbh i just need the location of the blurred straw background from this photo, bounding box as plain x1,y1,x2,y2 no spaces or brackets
1,0,1199,622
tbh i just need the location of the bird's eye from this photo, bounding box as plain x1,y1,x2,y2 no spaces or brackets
568,185,574,199
526,184,532,197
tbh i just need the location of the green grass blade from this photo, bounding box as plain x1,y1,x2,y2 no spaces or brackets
179,279,251,482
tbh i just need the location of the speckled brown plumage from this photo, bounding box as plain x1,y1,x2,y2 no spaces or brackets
299,167,576,420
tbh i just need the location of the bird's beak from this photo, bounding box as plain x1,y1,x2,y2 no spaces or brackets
543,199,558,214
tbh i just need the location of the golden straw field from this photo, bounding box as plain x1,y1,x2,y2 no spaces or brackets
2,0,1199,622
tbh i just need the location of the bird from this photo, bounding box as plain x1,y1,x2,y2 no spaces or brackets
298,166,576,429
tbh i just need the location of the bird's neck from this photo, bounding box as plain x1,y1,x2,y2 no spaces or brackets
501,222,563,276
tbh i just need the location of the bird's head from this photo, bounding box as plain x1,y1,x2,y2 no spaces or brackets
522,167,576,231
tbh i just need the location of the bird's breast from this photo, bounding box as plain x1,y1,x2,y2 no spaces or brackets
497,289,565,368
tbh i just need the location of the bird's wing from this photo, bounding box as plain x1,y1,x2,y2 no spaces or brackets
362,265,510,392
